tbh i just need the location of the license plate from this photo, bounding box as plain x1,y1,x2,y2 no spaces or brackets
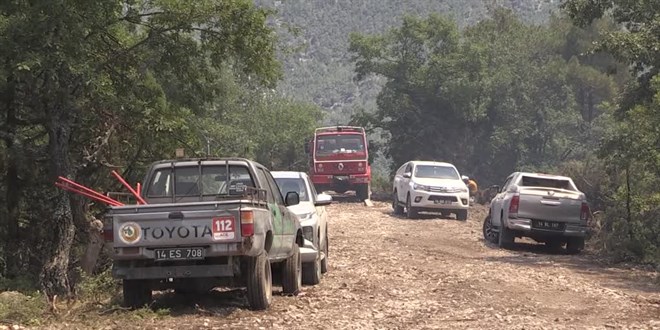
434,200,453,204
533,220,564,231
154,247,205,261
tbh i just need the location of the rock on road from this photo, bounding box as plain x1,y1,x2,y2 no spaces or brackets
57,202,660,329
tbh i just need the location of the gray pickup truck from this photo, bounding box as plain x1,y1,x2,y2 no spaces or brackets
104,158,303,310
482,172,590,253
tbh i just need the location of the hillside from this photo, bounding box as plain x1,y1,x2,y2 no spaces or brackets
256,0,561,124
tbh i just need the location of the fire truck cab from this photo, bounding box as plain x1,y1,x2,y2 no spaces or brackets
305,126,371,200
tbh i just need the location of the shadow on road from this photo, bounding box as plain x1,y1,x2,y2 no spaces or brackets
151,289,246,316
484,241,660,295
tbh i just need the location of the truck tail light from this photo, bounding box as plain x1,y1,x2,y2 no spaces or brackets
102,227,114,243
509,195,520,216
240,210,254,237
580,202,590,221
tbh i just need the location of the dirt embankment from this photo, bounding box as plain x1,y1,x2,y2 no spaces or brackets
35,202,660,329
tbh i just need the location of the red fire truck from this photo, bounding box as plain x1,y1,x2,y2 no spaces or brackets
306,126,371,200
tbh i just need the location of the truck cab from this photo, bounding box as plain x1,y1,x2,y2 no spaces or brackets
306,126,371,200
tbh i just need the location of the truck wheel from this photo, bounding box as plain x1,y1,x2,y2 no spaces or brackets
356,183,370,201
482,214,498,244
406,194,418,219
456,209,468,221
302,245,322,285
498,219,515,249
392,191,404,215
321,234,329,274
281,244,302,295
122,279,152,309
246,252,272,310
566,237,585,254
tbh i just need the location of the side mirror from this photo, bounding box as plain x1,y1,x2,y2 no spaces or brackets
285,191,300,206
490,185,500,193
461,175,469,181
403,172,412,179
314,193,333,206
304,142,310,154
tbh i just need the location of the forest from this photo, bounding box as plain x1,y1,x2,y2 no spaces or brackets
0,0,658,311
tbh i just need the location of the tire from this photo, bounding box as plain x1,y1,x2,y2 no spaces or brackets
406,194,418,219
482,214,498,244
321,234,329,274
566,237,584,254
281,244,302,295
356,183,370,200
456,209,468,221
302,243,322,285
392,191,404,215
246,252,272,310
498,218,515,249
122,279,152,309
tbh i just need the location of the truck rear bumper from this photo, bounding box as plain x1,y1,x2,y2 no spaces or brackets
507,218,588,237
311,174,370,185
113,264,234,280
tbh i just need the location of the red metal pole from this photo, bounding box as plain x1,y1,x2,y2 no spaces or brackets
56,177,124,206
55,182,124,206
111,170,147,205
136,182,141,196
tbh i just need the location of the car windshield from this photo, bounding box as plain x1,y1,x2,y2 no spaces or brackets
414,165,459,180
315,134,365,156
147,165,255,197
521,176,575,191
274,177,310,202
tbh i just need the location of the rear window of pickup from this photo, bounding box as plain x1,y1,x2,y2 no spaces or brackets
147,165,255,197
520,176,575,191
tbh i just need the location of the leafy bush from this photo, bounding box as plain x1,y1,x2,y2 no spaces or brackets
0,291,47,326
76,269,120,304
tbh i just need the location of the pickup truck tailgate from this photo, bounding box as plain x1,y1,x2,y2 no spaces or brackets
111,207,242,248
517,188,584,224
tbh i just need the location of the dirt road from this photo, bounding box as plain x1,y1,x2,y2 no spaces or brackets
52,202,660,329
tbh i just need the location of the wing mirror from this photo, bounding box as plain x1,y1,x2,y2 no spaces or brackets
402,172,412,179
304,142,310,154
285,191,300,206
314,193,333,206
490,185,500,193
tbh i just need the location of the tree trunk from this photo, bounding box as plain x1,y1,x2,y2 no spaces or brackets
80,217,104,275
40,100,76,299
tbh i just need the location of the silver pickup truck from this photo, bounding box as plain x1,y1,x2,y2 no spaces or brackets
104,158,303,310
482,172,590,253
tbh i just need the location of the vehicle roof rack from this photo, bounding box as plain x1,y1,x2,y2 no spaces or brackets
315,126,365,134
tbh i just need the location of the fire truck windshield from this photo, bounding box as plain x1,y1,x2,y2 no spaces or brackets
315,134,365,156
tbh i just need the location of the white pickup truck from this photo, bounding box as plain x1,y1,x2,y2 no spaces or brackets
482,172,590,253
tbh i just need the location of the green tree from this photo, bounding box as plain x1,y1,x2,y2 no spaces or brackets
349,10,620,185
563,0,660,263
0,0,280,297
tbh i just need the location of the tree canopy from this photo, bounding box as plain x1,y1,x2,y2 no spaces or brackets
0,0,320,296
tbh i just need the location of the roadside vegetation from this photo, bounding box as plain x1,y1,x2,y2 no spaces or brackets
349,1,659,267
